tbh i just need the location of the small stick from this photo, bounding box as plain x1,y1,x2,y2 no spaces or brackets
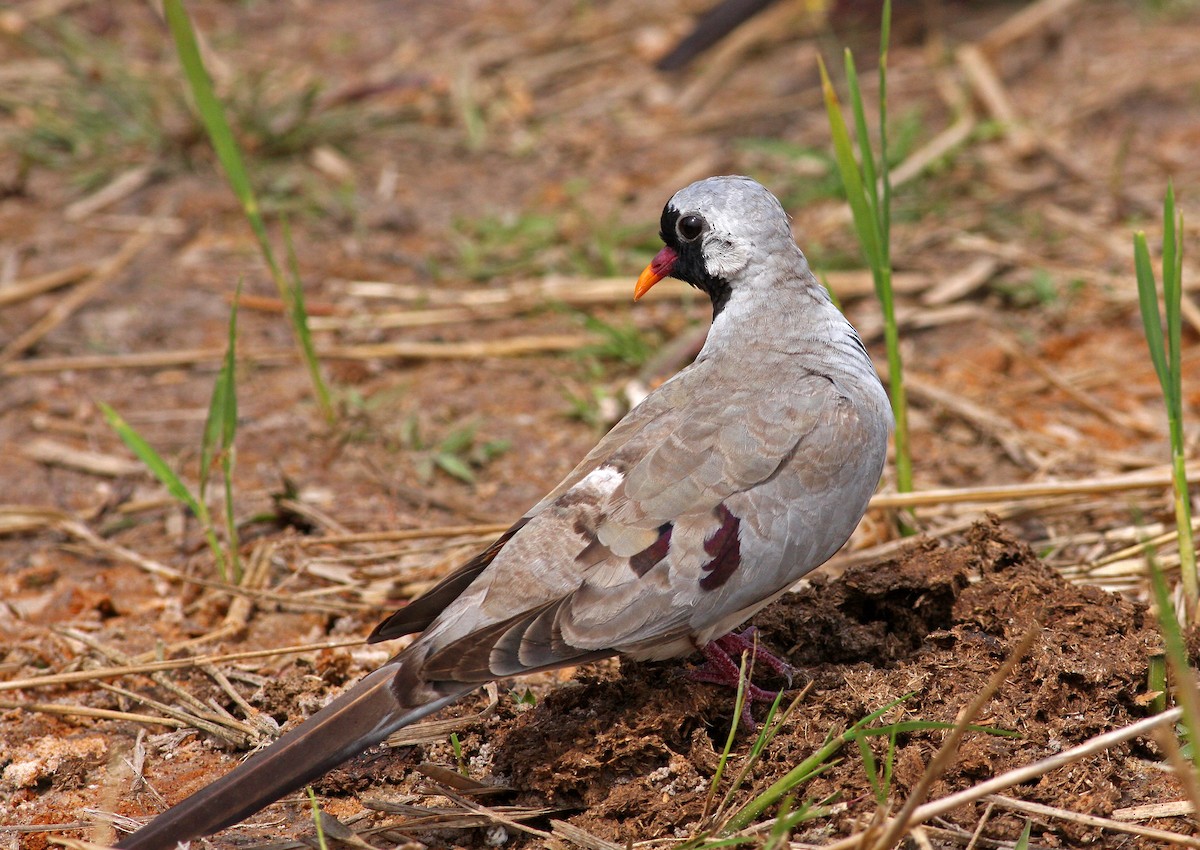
0,638,363,693
0,699,189,729
987,793,1200,848
23,437,144,478
824,708,1184,850
0,227,154,365
298,523,512,547
978,0,1082,55
64,165,155,222
870,463,1190,508
0,262,94,308
955,44,1038,157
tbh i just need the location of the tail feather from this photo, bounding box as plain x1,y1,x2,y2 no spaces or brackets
116,662,473,850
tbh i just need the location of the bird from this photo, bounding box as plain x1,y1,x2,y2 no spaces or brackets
113,175,892,850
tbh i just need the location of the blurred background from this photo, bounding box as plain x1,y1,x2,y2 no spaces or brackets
3,0,1200,845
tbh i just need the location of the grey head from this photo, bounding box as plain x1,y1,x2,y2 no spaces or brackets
635,175,804,316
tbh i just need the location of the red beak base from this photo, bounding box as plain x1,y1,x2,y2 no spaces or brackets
634,246,679,300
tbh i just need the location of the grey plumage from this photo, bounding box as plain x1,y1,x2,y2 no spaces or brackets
115,175,891,850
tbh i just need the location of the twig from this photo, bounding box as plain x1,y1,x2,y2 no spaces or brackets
23,437,144,477
0,262,94,308
955,44,1038,158
987,793,1200,848
0,226,154,365
869,463,1192,508
1112,800,1194,821
823,708,1184,849
0,638,362,693
64,165,155,221
0,699,189,729
1,334,608,375
298,523,512,547
1153,710,1200,823
977,0,1083,55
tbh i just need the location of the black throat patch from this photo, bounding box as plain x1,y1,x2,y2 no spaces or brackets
660,204,733,318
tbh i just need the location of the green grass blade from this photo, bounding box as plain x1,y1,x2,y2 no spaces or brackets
722,733,841,832
1134,232,1170,396
163,0,266,249
101,402,204,518
1164,185,1182,417
819,16,910,496
221,448,240,582
306,787,329,850
878,0,892,250
165,0,333,421
1135,185,1197,620
707,652,751,816
844,51,879,227
200,280,240,501
856,733,884,804
1014,819,1033,850
818,57,882,270
1145,549,1200,777
100,401,228,578
283,217,334,419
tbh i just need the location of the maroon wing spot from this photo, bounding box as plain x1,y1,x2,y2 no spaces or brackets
699,504,741,590
630,523,673,577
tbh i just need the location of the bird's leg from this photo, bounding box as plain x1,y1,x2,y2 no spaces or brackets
688,628,797,729
713,627,796,684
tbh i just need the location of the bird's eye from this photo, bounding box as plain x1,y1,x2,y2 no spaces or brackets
676,214,704,242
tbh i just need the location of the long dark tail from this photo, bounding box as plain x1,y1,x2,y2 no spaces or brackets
116,662,473,850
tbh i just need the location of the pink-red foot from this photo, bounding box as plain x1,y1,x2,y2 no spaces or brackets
687,627,798,729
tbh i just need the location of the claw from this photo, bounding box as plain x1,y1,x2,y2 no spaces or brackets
688,629,798,730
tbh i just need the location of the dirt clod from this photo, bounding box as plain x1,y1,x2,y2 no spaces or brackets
484,519,1177,847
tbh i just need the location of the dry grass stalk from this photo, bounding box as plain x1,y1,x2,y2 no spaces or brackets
0,261,94,308
828,495,1086,577
870,464,1190,509
827,707,1186,849
674,3,824,114
64,165,155,221
0,226,154,365
955,44,1038,158
0,638,361,693
891,111,977,192
47,839,118,850
921,257,1001,307
902,372,1044,468
1152,703,1200,823
23,437,145,478
994,335,1159,436
962,800,996,850
98,679,254,746
437,787,555,841
338,270,930,310
1113,800,1195,821
548,819,624,850
978,0,1082,55
0,699,190,729
59,626,261,744
987,793,1200,848
866,624,1041,850
299,523,512,547
2,333,607,375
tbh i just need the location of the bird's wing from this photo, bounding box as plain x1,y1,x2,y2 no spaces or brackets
413,367,850,681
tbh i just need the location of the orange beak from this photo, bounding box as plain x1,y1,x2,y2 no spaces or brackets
634,246,679,301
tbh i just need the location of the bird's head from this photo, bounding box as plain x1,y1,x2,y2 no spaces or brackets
634,175,798,315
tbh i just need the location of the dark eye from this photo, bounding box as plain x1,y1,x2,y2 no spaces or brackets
676,214,704,242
